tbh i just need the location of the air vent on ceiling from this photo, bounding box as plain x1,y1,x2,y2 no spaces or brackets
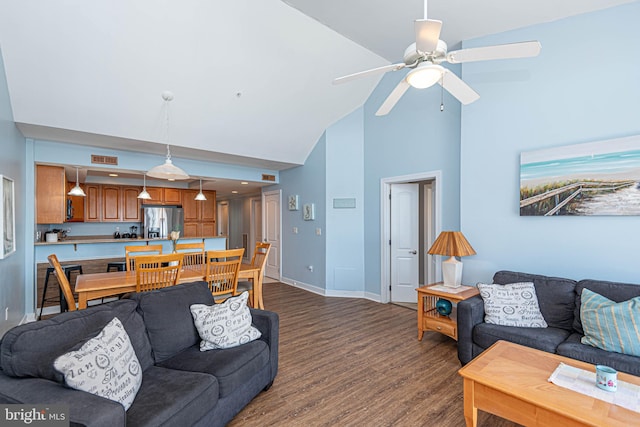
261,174,276,182
91,155,118,165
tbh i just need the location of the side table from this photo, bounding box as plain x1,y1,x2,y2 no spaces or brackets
417,282,479,341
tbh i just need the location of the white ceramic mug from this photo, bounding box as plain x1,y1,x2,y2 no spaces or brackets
596,365,617,392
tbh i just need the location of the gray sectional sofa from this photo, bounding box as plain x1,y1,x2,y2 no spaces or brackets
457,270,640,376
0,281,279,426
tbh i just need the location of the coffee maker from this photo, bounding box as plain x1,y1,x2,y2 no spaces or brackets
130,226,138,239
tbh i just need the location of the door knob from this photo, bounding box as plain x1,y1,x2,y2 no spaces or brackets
410,250,417,254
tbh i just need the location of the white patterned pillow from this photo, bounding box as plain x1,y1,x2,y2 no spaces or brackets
477,282,548,328
190,291,262,350
54,317,142,410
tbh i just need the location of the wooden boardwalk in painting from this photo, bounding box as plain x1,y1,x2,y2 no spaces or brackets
520,180,636,216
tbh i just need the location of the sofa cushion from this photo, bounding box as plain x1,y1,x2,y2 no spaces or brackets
473,323,570,354
126,365,219,427
191,292,262,350
0,300,153,382
158,340,269,398
557,333,640,377
477,282,547,328
493,271,576,331
53,317,142,410
128,281,215,363
573,279,640,335
579,288,640,357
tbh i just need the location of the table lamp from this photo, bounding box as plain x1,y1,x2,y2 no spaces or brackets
427,231,476,288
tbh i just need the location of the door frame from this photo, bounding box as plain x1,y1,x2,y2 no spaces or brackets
380,170,442,303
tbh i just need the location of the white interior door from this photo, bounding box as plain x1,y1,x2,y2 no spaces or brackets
250,198,262,259
391,183,419,302
263,190,280,279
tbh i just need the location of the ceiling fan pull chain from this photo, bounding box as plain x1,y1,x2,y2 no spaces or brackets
440,73,445,112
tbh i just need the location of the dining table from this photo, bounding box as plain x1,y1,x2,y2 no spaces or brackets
75,264,263,309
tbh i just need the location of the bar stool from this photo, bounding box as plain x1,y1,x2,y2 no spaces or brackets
107,261,126,272
38,263,83,320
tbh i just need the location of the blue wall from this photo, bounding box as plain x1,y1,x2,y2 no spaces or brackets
0,48,27,334
362,67,462,294
274,135,327,289
325,108,365,295
461,2,640,284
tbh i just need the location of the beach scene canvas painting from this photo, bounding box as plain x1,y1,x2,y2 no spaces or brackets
520,135,640,216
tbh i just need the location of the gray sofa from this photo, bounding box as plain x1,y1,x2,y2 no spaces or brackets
0,281,279,426
457,270,640,376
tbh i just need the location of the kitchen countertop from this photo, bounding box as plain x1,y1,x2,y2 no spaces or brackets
35,235,226,246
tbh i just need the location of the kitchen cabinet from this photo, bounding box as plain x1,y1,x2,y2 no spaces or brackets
182,190,216,237
85,184,141,222
122,187,142,222
101,185,121,221
66,182,85,222
85,185,101,222
142,187,181,205
36,165,66,224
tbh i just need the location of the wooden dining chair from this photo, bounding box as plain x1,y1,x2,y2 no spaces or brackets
125,244,163,271
46,254,77,314
134,253,184,293
235,242,271,307
175,242,206,271
205,248,244,302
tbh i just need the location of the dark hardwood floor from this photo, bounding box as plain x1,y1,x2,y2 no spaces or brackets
229,282,520,427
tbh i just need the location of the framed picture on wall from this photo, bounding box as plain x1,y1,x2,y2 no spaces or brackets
0,175,15,259
303,203,315,221
288,194,299,211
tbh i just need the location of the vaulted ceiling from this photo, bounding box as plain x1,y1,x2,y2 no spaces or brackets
0,0,634,171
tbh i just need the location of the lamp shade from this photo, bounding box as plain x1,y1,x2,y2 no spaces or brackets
195,178,207,201
67,167,86,197
147,155,189,180
427,231,476,257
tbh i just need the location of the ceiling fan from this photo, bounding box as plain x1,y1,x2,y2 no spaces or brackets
333,2,541,116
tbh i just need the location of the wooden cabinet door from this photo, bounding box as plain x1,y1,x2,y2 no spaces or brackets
182,190,200,222
201,191,216,222
101,186,122,221
36,165,66,224
122,187,142,222
163,188,182,205
143,187,163,204
85,184,101,222
183,222,201,238
202,222,216,237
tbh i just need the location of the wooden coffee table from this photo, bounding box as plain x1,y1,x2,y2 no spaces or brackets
458,340,640,427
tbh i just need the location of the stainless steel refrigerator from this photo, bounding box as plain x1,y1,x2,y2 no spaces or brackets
142,206,184,239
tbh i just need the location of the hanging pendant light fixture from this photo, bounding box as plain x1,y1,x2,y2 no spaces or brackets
67,167,86,197
195,178,207,201
137,174,151,200
147,91,189,180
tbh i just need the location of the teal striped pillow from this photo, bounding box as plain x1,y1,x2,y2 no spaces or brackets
580,288,640,357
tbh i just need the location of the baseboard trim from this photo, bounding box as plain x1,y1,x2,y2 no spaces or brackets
279,278,382,303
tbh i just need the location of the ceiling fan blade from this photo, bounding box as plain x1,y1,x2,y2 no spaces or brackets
415,19,442,53
438,70,480,105
375,79,411,116
333,63,406,85
446,41,541,64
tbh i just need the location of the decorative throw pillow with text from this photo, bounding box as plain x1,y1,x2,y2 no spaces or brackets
190,291,261,350
477,282,548,328
54,317,142,410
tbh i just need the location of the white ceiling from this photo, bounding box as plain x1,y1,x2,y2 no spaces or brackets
0,0,635,184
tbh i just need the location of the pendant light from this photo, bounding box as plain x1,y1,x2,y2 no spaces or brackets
137,174,151,200
147,91,189,180
67,167,86,197
195,178,207,201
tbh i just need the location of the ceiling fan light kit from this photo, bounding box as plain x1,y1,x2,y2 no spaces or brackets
333,2,541,116
406,63,443,89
